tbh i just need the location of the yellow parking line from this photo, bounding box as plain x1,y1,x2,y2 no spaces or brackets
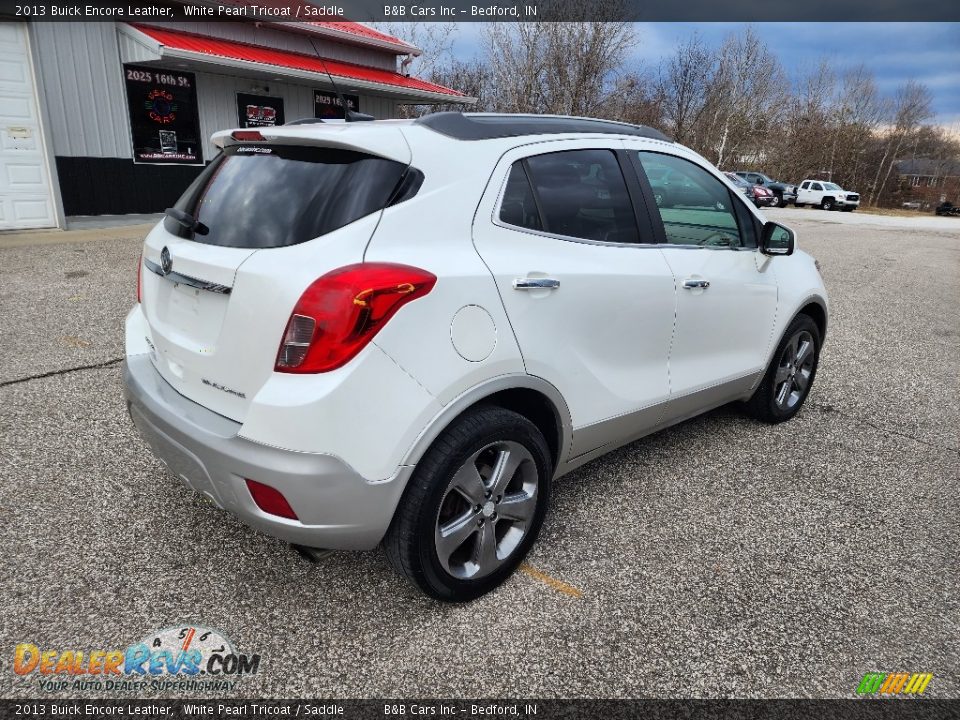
519,563,582,598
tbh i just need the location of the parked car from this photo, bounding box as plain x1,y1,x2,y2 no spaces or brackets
935,201,960,216
796,180,860,211
124,113,828,601
733,171,798,207
724,172,775,208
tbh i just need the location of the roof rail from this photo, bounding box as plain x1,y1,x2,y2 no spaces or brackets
414,112,673,142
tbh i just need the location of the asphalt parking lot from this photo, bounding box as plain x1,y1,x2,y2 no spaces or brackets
1,209,957,699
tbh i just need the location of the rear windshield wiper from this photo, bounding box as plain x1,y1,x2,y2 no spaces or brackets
164,207,209,236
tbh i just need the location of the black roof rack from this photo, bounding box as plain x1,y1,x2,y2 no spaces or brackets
414,112,672,142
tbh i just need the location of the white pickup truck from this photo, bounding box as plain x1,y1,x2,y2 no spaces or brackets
796,180,860,211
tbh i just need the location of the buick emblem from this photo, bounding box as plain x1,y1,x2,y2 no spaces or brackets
160,246,172,275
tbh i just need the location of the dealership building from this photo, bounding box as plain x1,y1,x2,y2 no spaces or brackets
0,19,470,230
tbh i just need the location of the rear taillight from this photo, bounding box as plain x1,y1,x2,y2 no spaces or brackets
137,253,143,303
275,263,436,374
245,479,298,520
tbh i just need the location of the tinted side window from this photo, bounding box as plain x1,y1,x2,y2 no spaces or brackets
635,152,744,248
499,162,542,231
801,181,811,189
524,150,638,244
812,183,823,191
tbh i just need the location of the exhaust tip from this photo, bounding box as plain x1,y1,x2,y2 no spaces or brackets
292,544,334,563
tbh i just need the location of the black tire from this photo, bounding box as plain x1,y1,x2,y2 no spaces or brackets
770,193,782,207
384,405,553,602
744,314,821,423
821,197,835,211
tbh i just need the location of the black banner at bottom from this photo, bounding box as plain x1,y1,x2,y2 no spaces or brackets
0,700,958,720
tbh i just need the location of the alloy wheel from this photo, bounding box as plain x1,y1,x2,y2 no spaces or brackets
434,440,539,580
774,330,815,410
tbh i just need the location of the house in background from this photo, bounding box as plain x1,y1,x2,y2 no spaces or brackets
0,20,472,230
895,157,960,207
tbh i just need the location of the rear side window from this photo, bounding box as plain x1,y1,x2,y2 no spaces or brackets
523,150,639,244
499,163,542,231
166,145,408,248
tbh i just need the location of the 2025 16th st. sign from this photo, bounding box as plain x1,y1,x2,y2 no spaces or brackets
124,64,203,165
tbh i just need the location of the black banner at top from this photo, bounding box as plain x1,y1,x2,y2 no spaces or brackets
1,699,958,720
1,0,959,22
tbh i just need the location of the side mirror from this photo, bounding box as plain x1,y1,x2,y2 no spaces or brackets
760,221,794,256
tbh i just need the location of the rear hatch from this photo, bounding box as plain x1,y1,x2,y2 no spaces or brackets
139,129,411,421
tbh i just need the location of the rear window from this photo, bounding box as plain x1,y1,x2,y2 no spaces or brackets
166,145,409,248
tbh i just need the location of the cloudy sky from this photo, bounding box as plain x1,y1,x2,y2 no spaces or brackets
446,22,960,126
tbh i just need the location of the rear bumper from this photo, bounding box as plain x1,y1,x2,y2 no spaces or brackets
123,355,411,551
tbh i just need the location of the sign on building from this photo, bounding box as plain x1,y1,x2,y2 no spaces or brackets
236,93,285,128
314,89,359,120
124,65,203,165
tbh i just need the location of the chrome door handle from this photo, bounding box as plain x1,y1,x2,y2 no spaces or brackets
682,278,710,289
513,278,560,290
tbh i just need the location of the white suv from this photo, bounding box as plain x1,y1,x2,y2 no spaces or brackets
124,113,828,601
796,180,860,211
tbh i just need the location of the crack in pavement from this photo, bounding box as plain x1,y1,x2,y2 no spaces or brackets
0,358,123,389
806,401,960,455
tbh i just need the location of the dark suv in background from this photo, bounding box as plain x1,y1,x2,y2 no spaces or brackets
734,171,798,207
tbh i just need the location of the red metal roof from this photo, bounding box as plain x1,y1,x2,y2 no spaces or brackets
306,22,417,52
130,24,464,98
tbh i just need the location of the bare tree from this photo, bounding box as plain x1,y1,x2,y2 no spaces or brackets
482,2,636,116
656,33,714,145
698,27,787,168
868,80,934,204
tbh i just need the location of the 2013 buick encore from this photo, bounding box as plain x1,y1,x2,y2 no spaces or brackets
124,113,828,601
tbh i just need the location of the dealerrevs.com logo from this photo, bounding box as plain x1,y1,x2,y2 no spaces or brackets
13,626,261,693
856,672,933,696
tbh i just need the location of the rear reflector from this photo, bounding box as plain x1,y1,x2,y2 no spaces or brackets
275,263,436,374
245,479,298,520
232,130,265,141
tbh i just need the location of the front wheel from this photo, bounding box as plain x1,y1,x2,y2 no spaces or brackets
384,406,552,602
744,314,821,423
770,193,782,207
821,198,835,211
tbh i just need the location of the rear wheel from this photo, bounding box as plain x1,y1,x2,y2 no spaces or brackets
385,406,552,602
745,314,821,423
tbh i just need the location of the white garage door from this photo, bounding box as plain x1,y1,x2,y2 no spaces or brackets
0,23,57,230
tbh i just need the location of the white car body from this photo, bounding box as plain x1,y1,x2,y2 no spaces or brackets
123,113,827,594
796,179,860,210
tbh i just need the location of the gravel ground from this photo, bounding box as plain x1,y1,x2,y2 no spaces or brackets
0,210,957,699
